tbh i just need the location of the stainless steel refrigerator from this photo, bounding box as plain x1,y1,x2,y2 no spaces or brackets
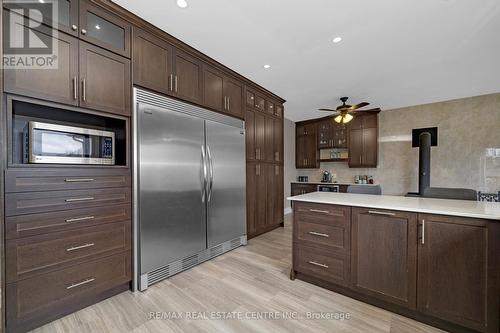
133,89,246,291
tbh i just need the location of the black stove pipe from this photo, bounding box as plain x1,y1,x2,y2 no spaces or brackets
418,132,431,195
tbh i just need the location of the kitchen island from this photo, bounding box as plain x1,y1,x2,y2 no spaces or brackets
287,192,500,333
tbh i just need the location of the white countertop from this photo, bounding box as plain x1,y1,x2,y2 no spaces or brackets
287,192,500,220
291,181,380,186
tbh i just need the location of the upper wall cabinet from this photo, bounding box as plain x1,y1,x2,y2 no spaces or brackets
246,89,282,119
202,65,243,118
133,28,173,95
79,0,131,58
348,113,378,168
173,50,203,104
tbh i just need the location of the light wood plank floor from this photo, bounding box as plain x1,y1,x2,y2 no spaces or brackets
32,215,447,333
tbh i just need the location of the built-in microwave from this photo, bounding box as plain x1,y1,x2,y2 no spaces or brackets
317,184,340,192
23,121,115,165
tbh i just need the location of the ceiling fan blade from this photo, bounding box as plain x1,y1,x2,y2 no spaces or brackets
318,108,337,112
351,108,381,113
349,102,370,110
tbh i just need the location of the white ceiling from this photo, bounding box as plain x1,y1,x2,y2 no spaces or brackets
115,0,500,122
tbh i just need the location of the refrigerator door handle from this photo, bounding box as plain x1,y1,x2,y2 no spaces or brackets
207,144,214,202
201,145,207,203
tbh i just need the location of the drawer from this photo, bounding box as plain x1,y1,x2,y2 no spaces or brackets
5,169,130,193
5,187,131,216
294,202,350,225
6,204,131,239
6,252,131,332
294,244,349,287
6,221,131,282
296,221,349,253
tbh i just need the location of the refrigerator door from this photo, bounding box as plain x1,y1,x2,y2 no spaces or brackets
206,120,246,247
138,103,207,274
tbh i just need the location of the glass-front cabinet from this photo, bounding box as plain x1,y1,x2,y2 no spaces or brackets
79,0,131,57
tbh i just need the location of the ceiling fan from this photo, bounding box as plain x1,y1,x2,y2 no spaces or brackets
318,97,381,124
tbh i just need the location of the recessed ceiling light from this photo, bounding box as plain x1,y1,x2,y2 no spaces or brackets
176,0,188,8
263,64,271,69
332,36,342,43
39,0,45,3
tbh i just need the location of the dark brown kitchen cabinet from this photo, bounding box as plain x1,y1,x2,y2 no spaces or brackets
223,77,243,118
274,165,284,226
133,28,173,95
318,120,334,148
79,0,131,57
351,208,418,309
203,66,243,118
246,163,266,238
348,113,378,168
296,122,318,169
264,117,275,162
173,50,203,104
265,164,276,228
79,41,131,116
333,122,348,148
246,109,266,161
273,118,283,163
275,104,283,118
3,28,79,106
290,183,317,196
417,214,494,332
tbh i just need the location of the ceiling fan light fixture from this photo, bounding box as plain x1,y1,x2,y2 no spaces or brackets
343,113,353,123
334,115,343,123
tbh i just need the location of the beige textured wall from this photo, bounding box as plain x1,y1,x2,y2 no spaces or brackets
283,118,297,211
296,93,500,195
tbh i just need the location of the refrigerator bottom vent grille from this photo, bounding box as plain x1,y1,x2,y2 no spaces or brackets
141,235,247,290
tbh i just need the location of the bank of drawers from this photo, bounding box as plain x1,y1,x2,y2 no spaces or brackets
293,202,351,286
4,168,132,333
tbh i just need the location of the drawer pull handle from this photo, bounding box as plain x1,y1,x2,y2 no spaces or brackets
65,197,95,202
308,261,329,269
66,243,95,252
309,209,330,214
66,277,95,290
308,231,329,238
368,210,395,216
65,178,94,182
66,216,95,223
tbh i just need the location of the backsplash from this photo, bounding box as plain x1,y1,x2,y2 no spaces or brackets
297,92,500,195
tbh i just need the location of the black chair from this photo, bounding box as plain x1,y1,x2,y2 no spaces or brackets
422,187,477,201
346,185,382,195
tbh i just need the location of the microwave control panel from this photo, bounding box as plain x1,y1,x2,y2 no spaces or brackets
102,137,113,158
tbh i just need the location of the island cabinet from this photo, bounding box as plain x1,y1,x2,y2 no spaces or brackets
351,208,417,309
291,202,500,333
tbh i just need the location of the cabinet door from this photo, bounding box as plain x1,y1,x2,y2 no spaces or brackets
4,30,79,106
264,116,274,162
362,127,378,167
79,41,131,116
255,164,266,232
255,112,265,161
224,77,243,118
266,100,275,115
79,0,131,57
318,120,333,148
417,214,490,332
304,134,318,168
275,104,283,118
348,129,363,167
351,208,417,309
265,164,276,228
173,50,202,104
273,165,284,225
133,29,173,95
246,163,257,236
246,90,255,107
333,123,347,148
296,135,306,168
203,66,224,112
273,119,283,163
245,110,256,161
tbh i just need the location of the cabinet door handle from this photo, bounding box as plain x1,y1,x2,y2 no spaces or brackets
359,155,362,165
65,178,94,183
421,219,425,245
66,277,95,290
66,243,95,252
308,231,329,238
309,209,330,214
227,97,230,110
368,210,395,216
65,197,94,202
224,96,227,110
256,164,261,176
308,261,329,269
275,165,279,175
174,75,178,92
82,78,86,102
66,216,95,223
169,74,173,91
72,76,77,100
